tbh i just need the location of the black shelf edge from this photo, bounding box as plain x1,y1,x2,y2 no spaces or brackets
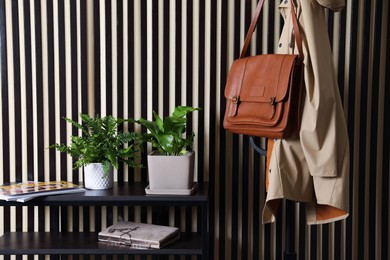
0,182,209,207
0,232,204,255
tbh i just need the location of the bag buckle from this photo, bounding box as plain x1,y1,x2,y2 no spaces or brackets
228,96,240,117
269,97,276,105
232,96,240,104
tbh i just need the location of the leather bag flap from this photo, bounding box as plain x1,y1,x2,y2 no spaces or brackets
225,54,298,104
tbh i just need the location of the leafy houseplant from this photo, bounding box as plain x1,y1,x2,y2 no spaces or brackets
135,106,201,193
135,106,201,156
50,114,141,189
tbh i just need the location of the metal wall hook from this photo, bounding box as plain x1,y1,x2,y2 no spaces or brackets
249,136,267,156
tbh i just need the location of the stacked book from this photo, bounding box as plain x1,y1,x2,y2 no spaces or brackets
98,221,180,249
0,181,85,202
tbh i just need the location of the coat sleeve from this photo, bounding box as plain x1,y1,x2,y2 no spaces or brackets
315,0,345,11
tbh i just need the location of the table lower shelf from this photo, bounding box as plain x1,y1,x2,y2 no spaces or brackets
0,232,204,255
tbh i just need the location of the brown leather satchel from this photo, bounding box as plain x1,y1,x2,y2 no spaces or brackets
223,0,304,139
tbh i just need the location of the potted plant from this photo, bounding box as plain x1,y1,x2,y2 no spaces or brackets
50,114,142,189
135,106,201,193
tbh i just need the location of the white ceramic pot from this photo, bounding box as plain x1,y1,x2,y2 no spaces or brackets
147,151,195,190
84,163,113,190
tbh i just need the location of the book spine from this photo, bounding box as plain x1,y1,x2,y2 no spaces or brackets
98,236,159,249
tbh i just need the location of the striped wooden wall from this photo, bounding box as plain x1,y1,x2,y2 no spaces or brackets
0,0,389,259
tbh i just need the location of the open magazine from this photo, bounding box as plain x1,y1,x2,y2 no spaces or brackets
0,181,85,202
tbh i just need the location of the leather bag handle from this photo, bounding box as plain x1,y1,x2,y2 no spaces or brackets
239,0,304,60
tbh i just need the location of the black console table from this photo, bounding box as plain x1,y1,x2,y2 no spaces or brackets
0,182,209,259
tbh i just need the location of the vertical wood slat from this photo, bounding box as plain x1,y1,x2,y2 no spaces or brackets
0,0,389,259
381,3,390,260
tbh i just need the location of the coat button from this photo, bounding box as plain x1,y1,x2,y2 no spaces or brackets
279,43,282,48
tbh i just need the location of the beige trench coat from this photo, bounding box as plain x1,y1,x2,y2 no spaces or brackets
263,0,350,225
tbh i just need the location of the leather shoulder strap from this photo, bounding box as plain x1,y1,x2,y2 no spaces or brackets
290,1,303,58
239,0,265,58
239,0,304,60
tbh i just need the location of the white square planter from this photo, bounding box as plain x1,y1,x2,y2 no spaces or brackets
147,151,195,190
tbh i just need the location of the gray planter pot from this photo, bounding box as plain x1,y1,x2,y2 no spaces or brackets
84,163,113,190
147,151,195,190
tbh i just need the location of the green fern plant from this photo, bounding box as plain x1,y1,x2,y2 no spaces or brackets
135,106,201,156
50,114,142,174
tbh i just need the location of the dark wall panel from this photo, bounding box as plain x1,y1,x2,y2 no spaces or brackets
0,0,389,259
